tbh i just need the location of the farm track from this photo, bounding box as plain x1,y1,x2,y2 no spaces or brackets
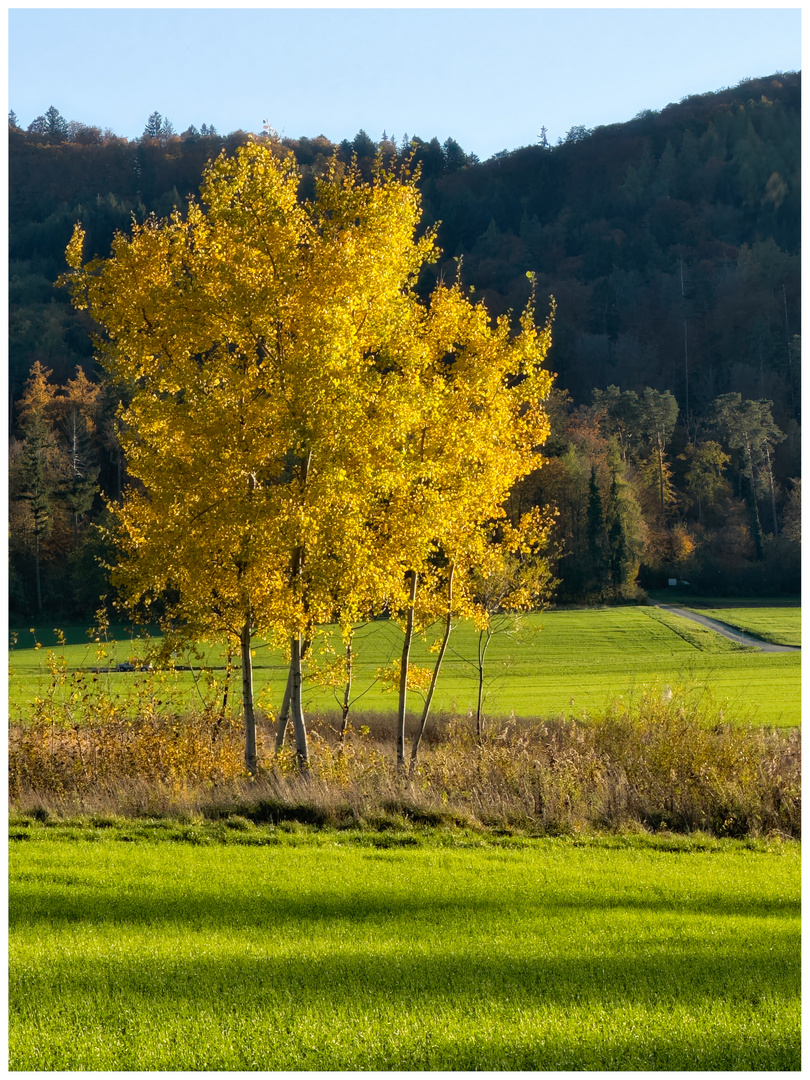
655,604,800,652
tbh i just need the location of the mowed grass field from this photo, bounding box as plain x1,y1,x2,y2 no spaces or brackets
686,605,801,648
9,827,800,1071
10,603,801,727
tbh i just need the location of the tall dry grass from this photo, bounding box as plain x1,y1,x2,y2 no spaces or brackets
9,667,800,838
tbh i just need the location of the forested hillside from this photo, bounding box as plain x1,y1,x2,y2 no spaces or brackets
8,73,801,616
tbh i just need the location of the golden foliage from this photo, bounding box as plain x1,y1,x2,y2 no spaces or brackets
62,141,554,642
61,141,556,768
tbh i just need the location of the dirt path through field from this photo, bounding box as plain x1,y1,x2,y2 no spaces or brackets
655,604,800,653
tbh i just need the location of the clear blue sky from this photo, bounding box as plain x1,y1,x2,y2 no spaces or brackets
7,6,802,160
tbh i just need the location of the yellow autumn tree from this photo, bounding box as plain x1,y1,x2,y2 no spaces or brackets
61,140,556,775
61,141,442,771
377,280,556,773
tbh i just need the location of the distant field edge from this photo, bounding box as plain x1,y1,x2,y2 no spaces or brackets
646,591,800,607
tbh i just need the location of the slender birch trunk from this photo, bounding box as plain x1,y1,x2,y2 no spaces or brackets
240,619,257,775
287,450,312,772
275,639,310,753
476,623,494,739
274,666,293,753
409,564,455,778
290,632,309,771
339,630,353,744
397,569,418,774
212,647,233,742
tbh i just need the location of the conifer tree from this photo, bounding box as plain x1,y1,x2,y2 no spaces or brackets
10,362,65,611
586,466,606,590
15,416,56,612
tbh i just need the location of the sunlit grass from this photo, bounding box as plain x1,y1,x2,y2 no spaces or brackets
9,605,801,727
9,829,800,1071
688,606,801,647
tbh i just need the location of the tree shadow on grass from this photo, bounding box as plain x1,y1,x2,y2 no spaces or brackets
10,852,800,1071
9,940,800,1070
10,934,799,1003
9,871,800,930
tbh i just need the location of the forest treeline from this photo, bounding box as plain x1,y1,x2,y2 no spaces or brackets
9,73,801,617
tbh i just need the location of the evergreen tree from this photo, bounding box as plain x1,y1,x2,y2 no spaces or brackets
14,415,59,611
586,466,606,590
44,105,69,141
603,469,643,596
26,115,48,136
443,137,468,172
58,407,99,543
639,388,679,516
143,111,164,140
351,129,376,159
712,393,784,546
681,441,730,525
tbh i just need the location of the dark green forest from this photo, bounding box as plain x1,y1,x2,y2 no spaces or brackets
9,74,801,617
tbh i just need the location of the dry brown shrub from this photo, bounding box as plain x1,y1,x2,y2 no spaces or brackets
9,709,247,799
8,684,800,838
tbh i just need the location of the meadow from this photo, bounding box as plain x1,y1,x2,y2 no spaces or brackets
9,603,801,728
685,605,801,648
9,825,800,1072
9,602,800,1070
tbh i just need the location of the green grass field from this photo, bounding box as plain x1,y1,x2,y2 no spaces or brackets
9,825,800,1071
9,606,801,727
10,604,800,727
686,606,801,648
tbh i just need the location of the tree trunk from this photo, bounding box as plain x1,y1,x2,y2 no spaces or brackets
783,283,795,418
34,531,42,613
764,442,779,537
274,665,293,753
275,638,310,753
213,647,234,741
339,630,353,744
397,569,418,773
409,564,454,778
240,620,257,775
476,624,494,739
290,632,309,772
747,476,764,560
745,441,765,558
